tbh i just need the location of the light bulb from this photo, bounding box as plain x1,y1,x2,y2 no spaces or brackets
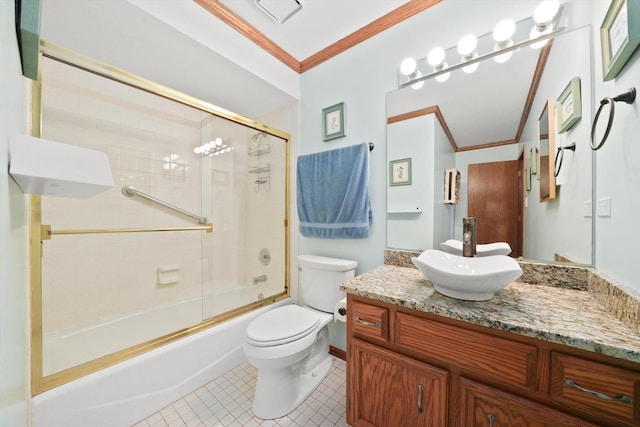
427,47,446,67
462,61,479,74
400,57,417,76
457,34,477,56
493,19,515,45
494,50,513,63
435,70,450,83
215,137,222,146
410,71,424,90
534,0,559,25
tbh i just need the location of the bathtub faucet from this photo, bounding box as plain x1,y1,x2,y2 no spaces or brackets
253,274,267,285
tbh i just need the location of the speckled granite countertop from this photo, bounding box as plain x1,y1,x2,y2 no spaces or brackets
340,265,640,364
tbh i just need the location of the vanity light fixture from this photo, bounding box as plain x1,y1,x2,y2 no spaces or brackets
397,0,567,89
400,57,424,89
530,0,560,49
427,47,451,82
457,34,479,73
493,19,516,63
194,137,235,156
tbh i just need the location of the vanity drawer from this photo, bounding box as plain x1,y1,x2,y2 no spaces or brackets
550,352,640,426
396,313,538,390
351,300,389,342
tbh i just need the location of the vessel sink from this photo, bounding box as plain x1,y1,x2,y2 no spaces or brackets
411,249,523,301
440,239,512,257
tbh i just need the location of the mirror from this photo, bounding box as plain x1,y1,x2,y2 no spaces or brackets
386,25,593,266
539,98,557,202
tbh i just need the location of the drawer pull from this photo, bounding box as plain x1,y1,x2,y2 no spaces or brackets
565,379,632,404
355,317,381,328
417,384,424,414
487,413,496,427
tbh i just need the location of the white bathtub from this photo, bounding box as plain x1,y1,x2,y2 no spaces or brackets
32,297,291,427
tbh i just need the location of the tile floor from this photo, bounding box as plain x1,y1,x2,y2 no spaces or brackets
134,356,347,427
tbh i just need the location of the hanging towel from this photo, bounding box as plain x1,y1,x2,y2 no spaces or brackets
297,142,372,239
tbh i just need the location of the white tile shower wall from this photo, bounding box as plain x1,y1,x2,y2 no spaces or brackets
40,59,205,342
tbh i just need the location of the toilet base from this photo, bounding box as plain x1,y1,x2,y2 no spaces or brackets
252,355,333,420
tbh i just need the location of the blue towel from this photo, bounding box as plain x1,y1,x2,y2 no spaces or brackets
297,143,372,239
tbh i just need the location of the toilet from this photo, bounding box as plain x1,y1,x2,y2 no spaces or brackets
243,254,357,419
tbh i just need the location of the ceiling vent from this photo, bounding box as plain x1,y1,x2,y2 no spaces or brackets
255,0,302,24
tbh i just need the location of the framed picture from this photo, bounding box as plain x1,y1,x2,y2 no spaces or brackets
601,0,640,81
525,167,532,192
556,77,582,133
389,158,412,186
322,102,346,141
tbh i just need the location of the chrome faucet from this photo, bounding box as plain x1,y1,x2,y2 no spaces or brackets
253,274,267,285
462,217,477,257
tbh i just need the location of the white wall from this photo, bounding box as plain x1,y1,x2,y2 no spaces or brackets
0,2,30,426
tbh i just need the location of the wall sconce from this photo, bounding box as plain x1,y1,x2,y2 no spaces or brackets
400,57,424,89
457,34,479,73
427,47,450,82
530,0,560,49
493,19,516,63
194,137,235,156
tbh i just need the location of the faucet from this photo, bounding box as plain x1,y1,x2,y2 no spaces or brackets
253,274,267,285
462,217,477,257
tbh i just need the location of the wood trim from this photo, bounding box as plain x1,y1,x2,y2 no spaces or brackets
456,138,518,152
515,42,553,142
193,0,301,73
300,0,443,72
329,345,346,360
194,0,441,74
388,105,458,152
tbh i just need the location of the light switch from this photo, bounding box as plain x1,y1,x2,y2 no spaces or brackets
583,201,592,217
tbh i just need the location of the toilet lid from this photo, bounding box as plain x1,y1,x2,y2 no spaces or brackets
246,305,320,346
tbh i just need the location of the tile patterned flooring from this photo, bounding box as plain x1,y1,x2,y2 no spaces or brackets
134,356,347,427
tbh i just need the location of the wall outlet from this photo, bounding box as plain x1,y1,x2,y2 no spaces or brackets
583,201,592,217
597,198,612,217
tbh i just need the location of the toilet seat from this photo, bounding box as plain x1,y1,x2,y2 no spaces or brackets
246,305,320,347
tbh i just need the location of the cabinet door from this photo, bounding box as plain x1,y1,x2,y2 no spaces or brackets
460,378,598,427
349,339,448,427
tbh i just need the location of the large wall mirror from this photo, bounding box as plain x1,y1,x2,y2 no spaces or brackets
386,23,593,266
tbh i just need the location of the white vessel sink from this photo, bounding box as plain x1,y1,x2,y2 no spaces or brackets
440,239,512,257
411,249,523,301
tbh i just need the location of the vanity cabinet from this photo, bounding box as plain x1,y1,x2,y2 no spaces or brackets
346,294,640,427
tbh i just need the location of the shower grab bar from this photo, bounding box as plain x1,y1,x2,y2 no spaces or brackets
42,224,212,240
122,186,208,225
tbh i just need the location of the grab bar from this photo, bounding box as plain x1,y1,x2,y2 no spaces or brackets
122,186,208,225
42,224,212,240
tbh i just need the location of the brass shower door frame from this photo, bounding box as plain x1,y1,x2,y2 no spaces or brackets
30,40,291,395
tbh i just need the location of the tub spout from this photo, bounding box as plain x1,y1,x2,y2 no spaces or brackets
253,274,267,284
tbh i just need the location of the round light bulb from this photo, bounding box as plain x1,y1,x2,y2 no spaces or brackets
410,71,424,90
215,137,222,146
400,57,417,76
462,61,479,74
493,19,515,43
534,0,559,25
435,71,450,83
457,34,477,56
427,47,446,67
494,50,513,63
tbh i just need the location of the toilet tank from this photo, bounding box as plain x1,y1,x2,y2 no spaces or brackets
298,255,357,313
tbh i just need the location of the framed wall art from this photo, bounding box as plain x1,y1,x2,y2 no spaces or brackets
322,102,346,141
556,77,582,133
601,0,640,81
389,158,412,186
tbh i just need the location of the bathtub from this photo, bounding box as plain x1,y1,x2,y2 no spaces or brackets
32,297,291,427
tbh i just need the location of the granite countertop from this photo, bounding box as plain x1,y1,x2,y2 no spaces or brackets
340,264,640,364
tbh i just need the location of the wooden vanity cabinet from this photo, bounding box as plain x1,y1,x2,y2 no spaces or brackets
346,294,640,427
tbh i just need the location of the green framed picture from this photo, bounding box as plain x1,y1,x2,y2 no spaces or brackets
322,102,346,141
389,158,412,186
556,77,582,133
601,0,640,81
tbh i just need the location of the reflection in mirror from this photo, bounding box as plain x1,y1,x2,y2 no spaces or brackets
539,98,557,202
386,25,593,266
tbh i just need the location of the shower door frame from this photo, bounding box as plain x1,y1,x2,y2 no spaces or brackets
29,40,291,395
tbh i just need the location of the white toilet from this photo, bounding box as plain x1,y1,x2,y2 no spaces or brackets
243,254,357,419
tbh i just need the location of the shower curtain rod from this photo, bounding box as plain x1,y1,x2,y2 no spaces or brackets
122,186,208,225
